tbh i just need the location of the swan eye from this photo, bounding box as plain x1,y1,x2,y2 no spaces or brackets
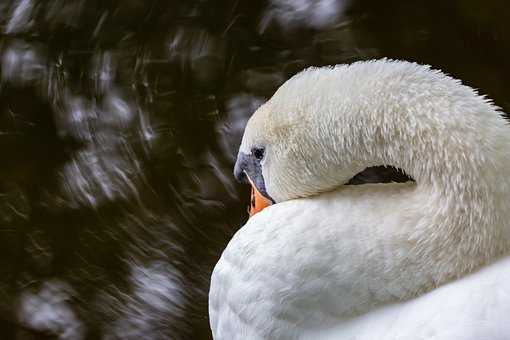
252,147,265,161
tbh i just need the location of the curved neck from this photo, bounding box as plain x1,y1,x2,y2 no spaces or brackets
357,105,510,286
301,79,510,314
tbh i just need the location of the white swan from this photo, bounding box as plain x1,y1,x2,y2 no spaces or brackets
209,59,510,339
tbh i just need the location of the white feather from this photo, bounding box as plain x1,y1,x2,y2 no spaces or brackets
209,59,510,339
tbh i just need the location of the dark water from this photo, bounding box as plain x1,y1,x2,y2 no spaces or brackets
0,0,509,339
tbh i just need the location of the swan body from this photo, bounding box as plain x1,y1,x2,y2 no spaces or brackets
209,60,510,339
314,255,510,340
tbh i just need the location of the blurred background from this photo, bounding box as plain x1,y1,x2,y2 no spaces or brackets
0,0,509,339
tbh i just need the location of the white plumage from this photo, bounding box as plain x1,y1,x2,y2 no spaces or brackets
209,59,510,339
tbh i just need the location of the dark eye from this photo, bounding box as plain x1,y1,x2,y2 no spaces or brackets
252,147,265,160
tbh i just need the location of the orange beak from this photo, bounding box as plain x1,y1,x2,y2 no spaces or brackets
246,176,272,217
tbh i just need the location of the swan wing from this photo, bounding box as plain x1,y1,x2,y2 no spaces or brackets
312,256,510,340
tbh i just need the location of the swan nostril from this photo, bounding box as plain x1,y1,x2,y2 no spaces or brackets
235,170,248,183
234,162,249,184
234,152,252,184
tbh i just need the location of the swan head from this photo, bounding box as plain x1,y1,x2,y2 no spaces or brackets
235,59,508,205
236,60,421,203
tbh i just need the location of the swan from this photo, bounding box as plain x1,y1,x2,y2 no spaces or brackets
209,59,510,339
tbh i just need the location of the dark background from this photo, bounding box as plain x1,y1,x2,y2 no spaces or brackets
0,0,509,339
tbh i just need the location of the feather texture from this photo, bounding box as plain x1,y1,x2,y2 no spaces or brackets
209,59,510,339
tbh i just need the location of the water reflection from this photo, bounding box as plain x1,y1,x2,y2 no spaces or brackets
2,40,45,84
5,0,34,34
1,0,510,339
18,280,83,340
260,0,350,32
59,91,143,209
107,262,186,340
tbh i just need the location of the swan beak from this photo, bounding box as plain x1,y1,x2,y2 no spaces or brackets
247,175,272,217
